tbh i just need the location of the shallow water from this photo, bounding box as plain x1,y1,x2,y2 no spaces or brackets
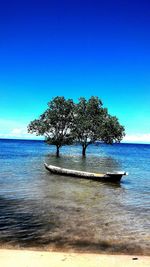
0,139,150,254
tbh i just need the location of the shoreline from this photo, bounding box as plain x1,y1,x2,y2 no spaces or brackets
0,249,150,267
0,243,149,256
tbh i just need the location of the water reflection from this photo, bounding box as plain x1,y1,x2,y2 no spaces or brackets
45,153,121,173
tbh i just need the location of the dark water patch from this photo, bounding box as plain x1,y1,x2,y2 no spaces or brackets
66,240,145,255
0,196,60,247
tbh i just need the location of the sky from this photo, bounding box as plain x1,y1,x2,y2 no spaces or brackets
0,0,150,143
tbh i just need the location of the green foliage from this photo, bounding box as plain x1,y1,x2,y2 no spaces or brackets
28,96,75,156
28,96,125,157
100,115,125,144
72,97,102,143
72,96,125,156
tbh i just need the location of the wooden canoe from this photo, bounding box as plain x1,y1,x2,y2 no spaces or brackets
44,163,127,182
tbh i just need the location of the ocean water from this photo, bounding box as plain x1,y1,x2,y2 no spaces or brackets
0,139,149,255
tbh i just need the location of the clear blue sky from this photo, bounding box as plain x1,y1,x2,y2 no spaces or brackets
0,0,150,142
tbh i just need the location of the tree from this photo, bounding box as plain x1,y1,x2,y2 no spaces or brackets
100,114,125,144
72,96,125,156
72,97,105,156
27,96,75,157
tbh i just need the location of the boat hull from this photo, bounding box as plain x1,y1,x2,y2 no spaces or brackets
44,163,126,182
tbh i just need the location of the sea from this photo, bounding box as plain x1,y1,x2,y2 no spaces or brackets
0,139,149,255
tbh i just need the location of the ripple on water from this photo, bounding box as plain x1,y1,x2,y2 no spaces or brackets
0,140,150,254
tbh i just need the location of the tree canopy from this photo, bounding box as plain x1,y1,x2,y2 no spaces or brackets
72,96,125,156
27,96,75,157
27,96,125,157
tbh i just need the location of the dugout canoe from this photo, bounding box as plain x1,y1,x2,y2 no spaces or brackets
44,163,127,182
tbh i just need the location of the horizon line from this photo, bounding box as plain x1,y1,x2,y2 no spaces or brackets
0,137,150,145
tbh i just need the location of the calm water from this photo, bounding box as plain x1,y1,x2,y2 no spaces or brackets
0,139,150,255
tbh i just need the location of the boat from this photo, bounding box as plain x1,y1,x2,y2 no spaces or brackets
44,163,127,182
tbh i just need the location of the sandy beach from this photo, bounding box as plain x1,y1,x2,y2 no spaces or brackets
0,249,150,267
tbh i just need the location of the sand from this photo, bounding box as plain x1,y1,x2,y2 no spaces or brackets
0,249,150,267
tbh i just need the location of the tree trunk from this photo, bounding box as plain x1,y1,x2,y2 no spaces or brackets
82,145,87,157
56,146,60,157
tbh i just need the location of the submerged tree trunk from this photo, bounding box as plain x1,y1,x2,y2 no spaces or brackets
82,144,87,157
56,145,60,157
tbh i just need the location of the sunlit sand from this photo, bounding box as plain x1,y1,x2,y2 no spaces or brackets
0,249,150,267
